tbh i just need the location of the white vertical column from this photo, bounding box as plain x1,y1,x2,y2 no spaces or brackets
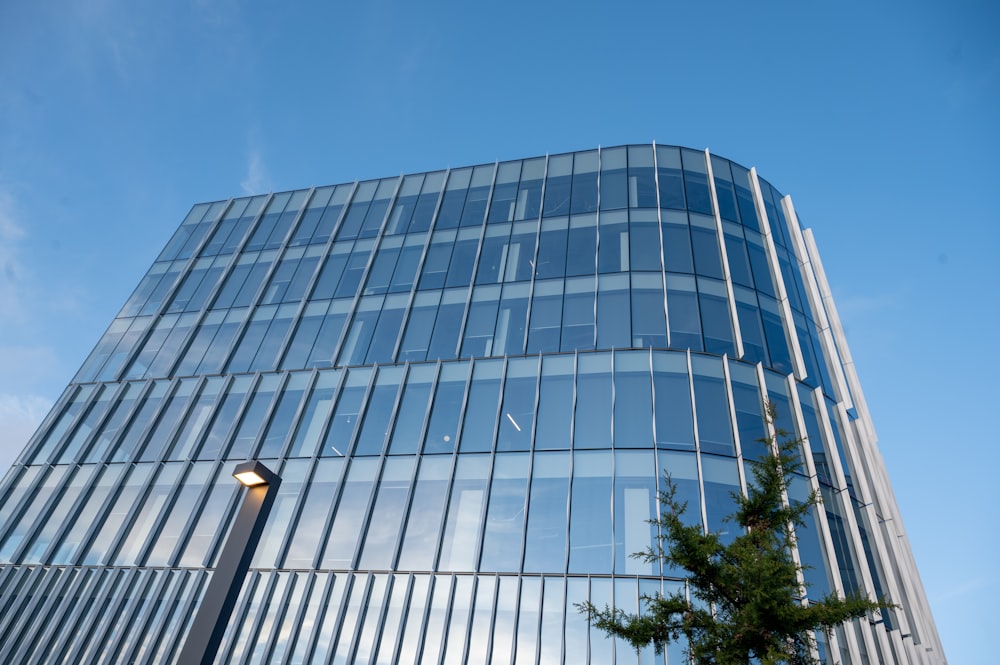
704,149,745,360
749,168,806,380
783,196,854,408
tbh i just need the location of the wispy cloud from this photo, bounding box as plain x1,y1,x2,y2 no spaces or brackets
240,148,271,195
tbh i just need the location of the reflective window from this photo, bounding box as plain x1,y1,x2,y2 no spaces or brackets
497,357,538,452
614,351,654,448
522,452,570,573
321,458,378,568
653,351,694,450
534,355,574,451
282,458,344,568
568,450,612,572
479,453,529,571
458,359,501,453
573,353,612,450
692,355,735,455
387,365,434,455
596,273,630,349
438,455,489,571
614,450,658,574
397,455,451,570
600,146,628,211
424,363,469,454
358,456,416,569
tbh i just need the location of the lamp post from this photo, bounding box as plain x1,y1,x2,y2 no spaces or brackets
178,460,281,665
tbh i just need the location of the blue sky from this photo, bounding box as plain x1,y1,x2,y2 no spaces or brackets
1,1,996,662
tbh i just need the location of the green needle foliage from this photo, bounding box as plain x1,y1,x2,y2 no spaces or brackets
579,403,892,664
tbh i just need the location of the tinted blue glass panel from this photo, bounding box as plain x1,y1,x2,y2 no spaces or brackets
653,352,694,450
542,154,572,217
497,357,538,452
458,360,501,453
573,353,612,449
534,355,573,451
424,363,468,454
614,450,658,574
613,351,653,448
479,453,529,571
656,145,685,210
599,147,627,211
522,452,570,572
569,450,612,572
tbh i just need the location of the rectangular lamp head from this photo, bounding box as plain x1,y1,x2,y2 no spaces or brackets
232,460,277,487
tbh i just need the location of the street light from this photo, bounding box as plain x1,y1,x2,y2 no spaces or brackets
178,460,281,665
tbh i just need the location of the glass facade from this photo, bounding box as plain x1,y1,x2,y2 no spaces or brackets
0,144,944,664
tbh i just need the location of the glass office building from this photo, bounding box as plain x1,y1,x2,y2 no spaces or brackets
0,144,945,664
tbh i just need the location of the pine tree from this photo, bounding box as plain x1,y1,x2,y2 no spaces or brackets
579,403,891,664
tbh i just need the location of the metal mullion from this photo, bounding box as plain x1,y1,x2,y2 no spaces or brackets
704,149,745,360
270,371,322,463
592,149,602,350
346,453,391,571
53,568,122,663
149,375,210,464
133,457,202,566
428,440,463,575
114,199,253,383
388,237,435,362
39,384,105,465
220,191,318,376
134,569,195,665
3,464,72,562
380,416,423,573
404,573,438,665
148,570,212,665
343,573,393,665
362,573,406,665
440,360,475,461
19,384,91,466
235,571,286,665
130,377,188,461
785,381,820,606
687,350,711,533
812,387,850,492
799,229,855,409
216,570,266,663
99,459,176,566
379,573,415,664
0,566,45,639
165,458,224,566
518,155,549,354
748,168,806,380
781,197,838,378
72,567,138,664
721,357,748,497
270,459,321,570
0,464,66,556
10,462,101,564
452,162,499,359
275,572,318,665
421,573,457,665
650,141,672,348
101,378,158,462
0,565,66,656
257,571,307,665
94,569,161,665
24,566,92,665
324,572,371,665
70,380,134,464
296,572,338,664
113,568,176,664
560,353,579,574
244,370,292,461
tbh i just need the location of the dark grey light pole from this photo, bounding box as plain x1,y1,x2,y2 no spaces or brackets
178,460,281,665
